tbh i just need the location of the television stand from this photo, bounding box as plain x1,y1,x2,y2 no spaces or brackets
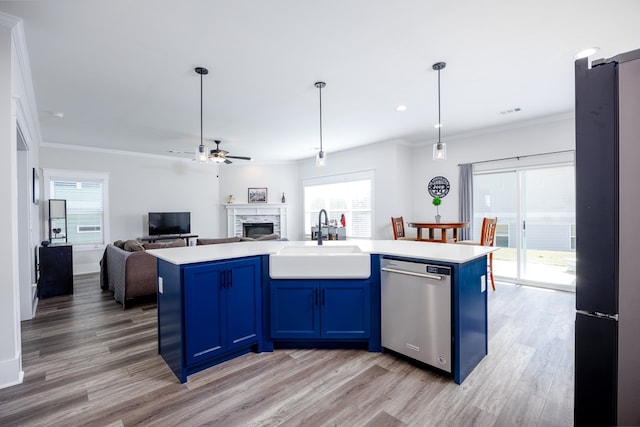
139,234,198,245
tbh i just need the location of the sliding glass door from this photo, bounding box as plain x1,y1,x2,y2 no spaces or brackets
473,164,576,290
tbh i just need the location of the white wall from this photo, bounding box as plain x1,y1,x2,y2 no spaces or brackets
40,146,221,274
296,140,414,240
218,162,300,239
411,115,576,224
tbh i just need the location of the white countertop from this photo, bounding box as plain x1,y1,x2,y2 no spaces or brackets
146,239,497,266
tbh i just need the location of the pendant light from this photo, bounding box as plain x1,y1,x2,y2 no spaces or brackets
315,81,327,167
195,66,209,163
432,61,447,160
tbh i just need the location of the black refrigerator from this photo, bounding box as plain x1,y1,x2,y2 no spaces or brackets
575,49,640,426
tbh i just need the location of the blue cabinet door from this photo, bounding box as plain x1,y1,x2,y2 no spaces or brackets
270,280,321,338
226,258,261,351
183,263,226,366
321,280,370,339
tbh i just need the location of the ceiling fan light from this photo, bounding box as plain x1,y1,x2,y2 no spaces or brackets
433,142,447,160
316,150,327,167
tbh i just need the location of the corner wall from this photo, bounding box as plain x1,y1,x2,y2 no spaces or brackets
40,145,221,274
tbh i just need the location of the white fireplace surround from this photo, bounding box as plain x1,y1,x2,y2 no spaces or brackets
225,204,288,239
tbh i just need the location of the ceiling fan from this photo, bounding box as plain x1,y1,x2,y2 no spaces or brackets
207,140,252,164
170,66,253,164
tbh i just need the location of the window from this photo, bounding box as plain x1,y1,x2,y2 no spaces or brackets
303,171,374,239
495,223,510,247
43,169,109,249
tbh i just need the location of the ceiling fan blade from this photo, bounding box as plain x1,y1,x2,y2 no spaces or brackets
225,155,252,161
224,159,233,164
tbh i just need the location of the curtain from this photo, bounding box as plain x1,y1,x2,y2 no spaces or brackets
458,163,473,241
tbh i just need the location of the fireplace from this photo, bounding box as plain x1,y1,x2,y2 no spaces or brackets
243,222,274,239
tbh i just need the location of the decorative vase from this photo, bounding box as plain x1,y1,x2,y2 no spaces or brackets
435,214,441,223
281,192,286,203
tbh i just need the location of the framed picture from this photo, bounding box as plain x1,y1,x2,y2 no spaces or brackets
32,167,40,205
248,187,268,203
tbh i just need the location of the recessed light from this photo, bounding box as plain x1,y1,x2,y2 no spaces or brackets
396,105,407,112
575,47,600,59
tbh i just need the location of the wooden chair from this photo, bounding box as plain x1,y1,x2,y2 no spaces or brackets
391,216,415,240
458,217,498,290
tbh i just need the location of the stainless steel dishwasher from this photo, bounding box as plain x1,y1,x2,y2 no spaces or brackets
381,257,451,373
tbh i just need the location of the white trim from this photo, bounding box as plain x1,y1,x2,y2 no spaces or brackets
413,112,575,146
302,169,375,186
41,141,297,165
2,13,42,146
0,356,23,390
473,151,575,174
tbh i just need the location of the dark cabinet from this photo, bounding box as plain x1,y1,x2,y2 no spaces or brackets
38,244,73,298
183,258,260,367
157,256,262,382
270,279,371,340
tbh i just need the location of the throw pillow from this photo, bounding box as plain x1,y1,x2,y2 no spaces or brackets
124,239,145,252
113,240,126,249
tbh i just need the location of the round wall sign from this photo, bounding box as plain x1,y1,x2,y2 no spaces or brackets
428,176,450,198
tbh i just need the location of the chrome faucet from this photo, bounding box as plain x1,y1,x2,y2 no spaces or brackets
317,209,328,245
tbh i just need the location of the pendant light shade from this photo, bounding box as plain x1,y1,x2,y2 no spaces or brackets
432,62,447,160
195,66,209,163
315,81,327,167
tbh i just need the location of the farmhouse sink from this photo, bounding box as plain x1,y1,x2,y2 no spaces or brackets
269,245,371,279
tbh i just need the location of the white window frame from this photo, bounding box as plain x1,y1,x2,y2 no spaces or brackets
303,170,375,240
42,169,110,251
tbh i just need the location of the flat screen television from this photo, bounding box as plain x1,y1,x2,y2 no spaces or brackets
148,212,191,236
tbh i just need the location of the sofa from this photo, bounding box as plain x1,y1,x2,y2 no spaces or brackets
100,238,186,308
100,234,285,308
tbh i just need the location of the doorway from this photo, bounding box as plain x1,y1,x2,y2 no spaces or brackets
473,164,576,291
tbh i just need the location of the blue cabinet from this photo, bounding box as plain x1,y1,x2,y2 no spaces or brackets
184,258,260,367
158,256,262,383
270,279,371,341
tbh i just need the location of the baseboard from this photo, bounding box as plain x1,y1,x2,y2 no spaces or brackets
0,355,24,390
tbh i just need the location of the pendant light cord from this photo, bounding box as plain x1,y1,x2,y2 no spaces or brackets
437,67,441,143
200,71,204,147
318,84,323,153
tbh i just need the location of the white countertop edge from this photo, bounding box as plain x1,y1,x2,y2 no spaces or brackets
146,239,498,266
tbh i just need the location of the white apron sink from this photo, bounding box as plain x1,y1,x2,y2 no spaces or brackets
269,245,371,279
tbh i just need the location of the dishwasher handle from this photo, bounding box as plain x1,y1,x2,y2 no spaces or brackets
381,266,444,281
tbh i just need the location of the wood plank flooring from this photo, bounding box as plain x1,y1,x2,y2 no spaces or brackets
0,274,574,426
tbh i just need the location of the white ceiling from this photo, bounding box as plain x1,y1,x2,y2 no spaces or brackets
2,0,640,163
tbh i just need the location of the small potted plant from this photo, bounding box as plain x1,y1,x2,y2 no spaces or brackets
432,197,442,223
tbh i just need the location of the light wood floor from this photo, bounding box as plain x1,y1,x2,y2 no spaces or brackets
0,274,575,426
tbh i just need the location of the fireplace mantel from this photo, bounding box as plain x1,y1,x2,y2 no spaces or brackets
225,204,288,238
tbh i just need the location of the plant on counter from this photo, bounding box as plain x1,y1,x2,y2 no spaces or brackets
432,197,442,223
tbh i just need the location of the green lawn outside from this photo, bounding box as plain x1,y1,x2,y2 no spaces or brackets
493,247,576,266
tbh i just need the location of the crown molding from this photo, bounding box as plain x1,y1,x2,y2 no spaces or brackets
413,112,575,146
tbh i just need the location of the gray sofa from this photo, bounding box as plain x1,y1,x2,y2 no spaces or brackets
100,239,185,308
100,234,285,308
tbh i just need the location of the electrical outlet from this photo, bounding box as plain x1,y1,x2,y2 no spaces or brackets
481,275,486,293
158,277,163,294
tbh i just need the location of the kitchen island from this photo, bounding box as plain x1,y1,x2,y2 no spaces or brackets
148,240,495,384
